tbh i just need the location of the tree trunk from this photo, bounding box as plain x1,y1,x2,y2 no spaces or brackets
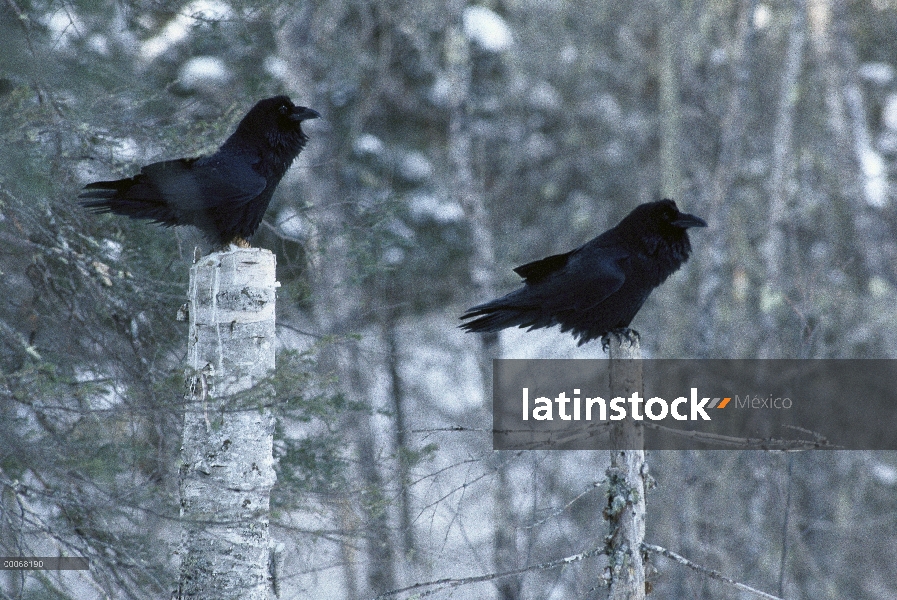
697,0,756,357
445,7,518,599
383,311,415,560
605,337,646,600
762,0,806,358
656,0,683,200
813,0,885,281
178,249,278,600
349,339,397,595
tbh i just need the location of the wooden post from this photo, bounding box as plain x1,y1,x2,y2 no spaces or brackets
605,337,647,600
178,249,278,600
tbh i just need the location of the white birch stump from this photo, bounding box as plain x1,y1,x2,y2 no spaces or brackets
178,249,278,600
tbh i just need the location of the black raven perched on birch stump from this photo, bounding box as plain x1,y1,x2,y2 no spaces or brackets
460,199,706,348
79,95,319,248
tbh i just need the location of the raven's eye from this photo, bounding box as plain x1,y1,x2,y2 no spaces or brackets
279,105,289,115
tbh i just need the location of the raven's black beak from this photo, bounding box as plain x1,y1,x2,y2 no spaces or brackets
672,212,707,229
289,107,321,122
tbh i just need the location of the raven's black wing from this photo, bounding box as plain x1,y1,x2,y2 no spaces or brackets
513,251,572,283
79,151,266,224
168,151,267,210
511,242,629,311
459,243,629,335
462,242,629,326
83,153,267,209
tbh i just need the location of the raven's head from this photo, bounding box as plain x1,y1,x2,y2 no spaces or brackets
624,199,707,234
616,199,707,260
273,95,321,128
241,95,320,131
659,199,707,230
230,95,321,166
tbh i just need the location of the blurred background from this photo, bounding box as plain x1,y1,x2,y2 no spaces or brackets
1,0,897,598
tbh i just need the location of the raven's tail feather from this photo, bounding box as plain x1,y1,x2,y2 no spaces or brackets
459,309,524,333
460,301,552,334
79,181,179,226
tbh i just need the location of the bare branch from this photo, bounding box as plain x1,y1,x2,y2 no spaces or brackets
643,543,785,600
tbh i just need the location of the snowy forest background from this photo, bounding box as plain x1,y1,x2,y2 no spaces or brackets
2,0,897,597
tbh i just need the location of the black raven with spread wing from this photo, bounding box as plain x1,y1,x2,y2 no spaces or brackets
79,96,319,247
460,200,707,346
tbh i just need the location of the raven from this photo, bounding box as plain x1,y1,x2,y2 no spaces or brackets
79,96,320,247
460,199,707,346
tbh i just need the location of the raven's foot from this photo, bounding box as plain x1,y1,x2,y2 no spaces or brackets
228,237,252,249
601,328,640,352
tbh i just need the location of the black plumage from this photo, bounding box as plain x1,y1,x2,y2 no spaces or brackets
79,95,319,247
460,199,707,346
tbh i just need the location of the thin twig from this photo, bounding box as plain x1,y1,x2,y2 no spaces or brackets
372,546,605,599
643,542,786,600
